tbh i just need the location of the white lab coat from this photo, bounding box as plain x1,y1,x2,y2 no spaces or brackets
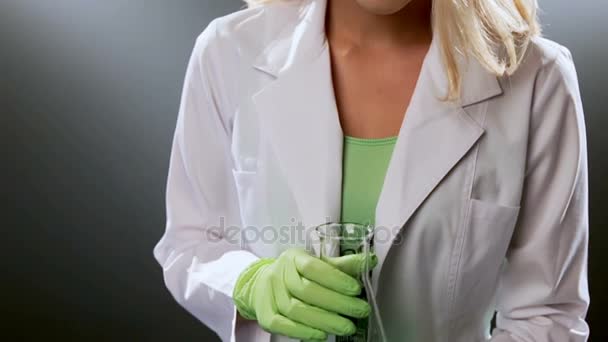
153,0,590,341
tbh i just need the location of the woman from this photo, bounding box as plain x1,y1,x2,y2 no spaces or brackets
153,0,590,341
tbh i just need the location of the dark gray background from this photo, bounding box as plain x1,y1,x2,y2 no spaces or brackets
2,0,606,341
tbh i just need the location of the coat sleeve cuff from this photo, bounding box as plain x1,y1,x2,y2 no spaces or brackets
185,250,261,299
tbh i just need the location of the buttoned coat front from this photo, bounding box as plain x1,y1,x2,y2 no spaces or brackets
153,0,591,341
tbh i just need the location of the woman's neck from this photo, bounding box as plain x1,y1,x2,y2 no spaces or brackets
325,0,432,49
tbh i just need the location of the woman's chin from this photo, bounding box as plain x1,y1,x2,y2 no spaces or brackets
354,0,414,15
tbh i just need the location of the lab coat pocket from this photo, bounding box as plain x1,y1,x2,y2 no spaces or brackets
451,198,520,316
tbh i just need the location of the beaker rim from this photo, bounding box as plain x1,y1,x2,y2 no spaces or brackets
314,221,374,240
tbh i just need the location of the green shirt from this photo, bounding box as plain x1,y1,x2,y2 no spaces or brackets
340,135,398,226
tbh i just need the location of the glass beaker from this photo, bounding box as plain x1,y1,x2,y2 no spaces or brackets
312,222,387,342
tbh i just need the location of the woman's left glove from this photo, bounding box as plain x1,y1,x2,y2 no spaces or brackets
232,247,377,341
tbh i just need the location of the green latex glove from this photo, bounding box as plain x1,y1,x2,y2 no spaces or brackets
232,248,378,341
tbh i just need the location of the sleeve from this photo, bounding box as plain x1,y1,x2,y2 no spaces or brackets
153,20,260,341
489,46,591,341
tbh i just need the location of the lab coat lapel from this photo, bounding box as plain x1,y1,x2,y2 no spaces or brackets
251,0,343,230
373,37,504,284
248,0,504,283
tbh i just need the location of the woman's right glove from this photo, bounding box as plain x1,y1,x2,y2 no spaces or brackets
232,247,378,341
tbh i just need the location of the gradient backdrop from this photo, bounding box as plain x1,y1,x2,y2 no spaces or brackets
2,0,606,341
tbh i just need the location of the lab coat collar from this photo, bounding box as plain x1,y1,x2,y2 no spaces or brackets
252,0,503,107
252,0,327,79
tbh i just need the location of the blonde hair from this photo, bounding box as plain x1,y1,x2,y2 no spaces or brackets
244,0,541,101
